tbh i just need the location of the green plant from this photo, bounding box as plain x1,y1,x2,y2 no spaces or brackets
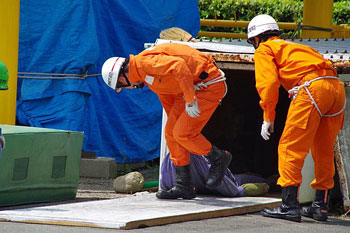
198,0,303,33
333,1,350,24
198,0,349,34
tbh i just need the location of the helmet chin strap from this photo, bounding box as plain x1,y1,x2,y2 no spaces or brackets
253,37,262,49
115,76,145,93
133,82,145,89
115,82,144,93
247,36,261,49
121,73,145,90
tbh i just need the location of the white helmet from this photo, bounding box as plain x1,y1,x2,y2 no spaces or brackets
247,14,279,39
101,57,127,90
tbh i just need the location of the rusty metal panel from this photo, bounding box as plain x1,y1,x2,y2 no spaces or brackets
199,38,350,73
215,62,254,71
209,53,254,63
197,38,350,55
335,138,350,212
331,60,350,74
336,86,350,212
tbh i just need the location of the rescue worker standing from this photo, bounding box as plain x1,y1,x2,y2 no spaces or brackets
101,43,232,200
247,15,346,222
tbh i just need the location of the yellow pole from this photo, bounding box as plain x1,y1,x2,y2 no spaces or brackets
302,0,333,39
0,0,20,124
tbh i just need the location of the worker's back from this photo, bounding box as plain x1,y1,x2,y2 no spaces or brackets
255,37,337,91
136,43,221,82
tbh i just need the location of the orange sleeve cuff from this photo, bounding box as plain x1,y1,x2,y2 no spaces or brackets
263,110,275,123
184,94,197,103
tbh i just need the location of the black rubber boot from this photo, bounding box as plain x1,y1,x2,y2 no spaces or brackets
262,186,301,222
156,165,196,199
301,189,330,221
205,145,232,189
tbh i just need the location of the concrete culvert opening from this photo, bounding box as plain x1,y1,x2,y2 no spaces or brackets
202,69,290,182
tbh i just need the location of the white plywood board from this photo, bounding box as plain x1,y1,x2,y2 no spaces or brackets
0,193,280,229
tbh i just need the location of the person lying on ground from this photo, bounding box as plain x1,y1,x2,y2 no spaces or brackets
160,152,270,197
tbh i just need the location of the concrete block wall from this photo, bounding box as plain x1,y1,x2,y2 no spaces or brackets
79,157,146,179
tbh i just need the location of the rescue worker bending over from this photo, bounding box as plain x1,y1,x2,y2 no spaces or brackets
101,43,232,200
247,14,346,222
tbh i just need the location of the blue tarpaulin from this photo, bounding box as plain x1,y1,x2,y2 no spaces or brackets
17,0,200,162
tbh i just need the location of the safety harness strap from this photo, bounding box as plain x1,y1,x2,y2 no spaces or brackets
194,69,226,91
288,76,346,117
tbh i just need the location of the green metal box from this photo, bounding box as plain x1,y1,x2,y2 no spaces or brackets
0,124,83,206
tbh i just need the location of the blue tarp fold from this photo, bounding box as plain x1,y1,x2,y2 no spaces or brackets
17,0,200,162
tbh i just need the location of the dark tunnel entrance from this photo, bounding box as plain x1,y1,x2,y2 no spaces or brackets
202,69,290,179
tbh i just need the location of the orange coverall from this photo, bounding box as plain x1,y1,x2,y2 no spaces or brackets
128,43,227,166
254,37,345,190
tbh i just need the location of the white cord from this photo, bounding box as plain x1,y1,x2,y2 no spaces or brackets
288,76,345,117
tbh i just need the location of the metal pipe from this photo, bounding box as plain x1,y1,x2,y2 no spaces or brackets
197,31,247,39
200,19,249,28
200,19,298,30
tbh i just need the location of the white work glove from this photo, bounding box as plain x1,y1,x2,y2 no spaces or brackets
185,101,200,118
261,121,274,141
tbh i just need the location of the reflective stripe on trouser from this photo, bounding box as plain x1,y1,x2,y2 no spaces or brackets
277,78,345,189
159,81,226,166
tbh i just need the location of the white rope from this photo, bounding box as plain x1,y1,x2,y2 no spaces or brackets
17,72,101,80
194,70,226,91
288,76,346,117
